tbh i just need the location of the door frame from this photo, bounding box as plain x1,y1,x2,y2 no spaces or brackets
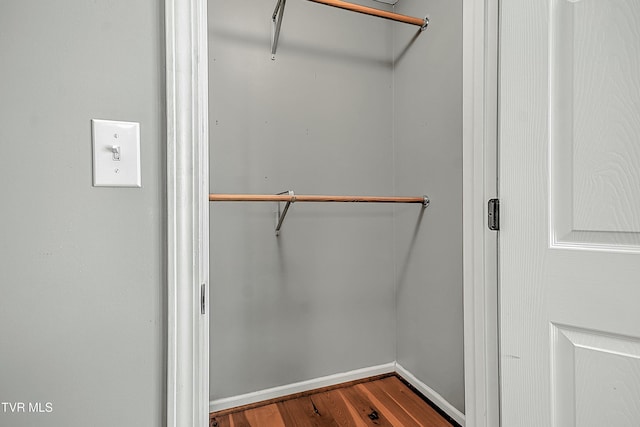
462,0,500,425
165,0,499,425
165,0,210,426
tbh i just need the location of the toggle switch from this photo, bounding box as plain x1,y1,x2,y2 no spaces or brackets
91,119,141,187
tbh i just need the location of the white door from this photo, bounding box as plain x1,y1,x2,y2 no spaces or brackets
499,0,640,425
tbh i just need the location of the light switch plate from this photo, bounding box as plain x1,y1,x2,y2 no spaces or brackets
91,119,141,187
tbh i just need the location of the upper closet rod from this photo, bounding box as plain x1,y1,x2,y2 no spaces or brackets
271,0,428,59
308,0,428,28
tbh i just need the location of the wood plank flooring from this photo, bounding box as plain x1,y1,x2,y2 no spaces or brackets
210,375,458,427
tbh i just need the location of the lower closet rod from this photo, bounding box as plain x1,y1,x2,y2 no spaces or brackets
210,193,429,235
209,193,429,205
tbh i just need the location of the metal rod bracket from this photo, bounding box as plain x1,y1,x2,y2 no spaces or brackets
271,0,287,60
421,16,429,31
275,190,295,235
422,195,430,208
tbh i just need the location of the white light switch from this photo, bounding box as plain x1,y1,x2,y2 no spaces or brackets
92,119,141,187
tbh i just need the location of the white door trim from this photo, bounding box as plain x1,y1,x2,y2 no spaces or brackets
462,0,500,426
165,0,210,426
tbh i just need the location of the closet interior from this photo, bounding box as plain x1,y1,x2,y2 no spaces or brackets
208,0,464,422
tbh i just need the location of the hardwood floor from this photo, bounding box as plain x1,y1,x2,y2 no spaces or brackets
210,375,458,427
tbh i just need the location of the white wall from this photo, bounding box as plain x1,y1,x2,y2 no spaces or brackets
0,1,165,426
208,0,397,400
393,0,465,413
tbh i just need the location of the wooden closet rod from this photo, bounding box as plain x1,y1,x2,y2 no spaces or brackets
210,192,429,235
209,193,428,204
271,0,428,59
306,0,428,29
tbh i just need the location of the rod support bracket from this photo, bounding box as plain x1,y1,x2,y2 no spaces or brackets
271,0,287,60
422,195,430,208
420,16,429,31
275,190,295,236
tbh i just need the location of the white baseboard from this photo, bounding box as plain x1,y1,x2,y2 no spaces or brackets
210,362,465,427
395,363,466,426
209,362,396,413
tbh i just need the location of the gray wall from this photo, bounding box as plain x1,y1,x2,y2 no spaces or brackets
208,0,464,414
393,0,465,413
208,0,396,400
0,2,165,426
